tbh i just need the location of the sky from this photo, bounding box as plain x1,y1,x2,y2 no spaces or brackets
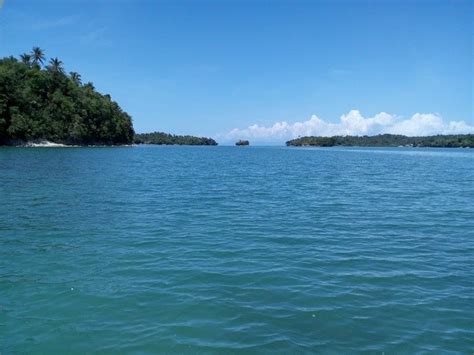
0,0,472,143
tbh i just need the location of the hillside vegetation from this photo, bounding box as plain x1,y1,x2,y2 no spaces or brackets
0,47,134,145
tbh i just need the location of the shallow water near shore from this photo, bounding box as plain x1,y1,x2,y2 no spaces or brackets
1,146,473,353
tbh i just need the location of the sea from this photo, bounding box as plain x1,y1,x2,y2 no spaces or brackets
1,146,473,353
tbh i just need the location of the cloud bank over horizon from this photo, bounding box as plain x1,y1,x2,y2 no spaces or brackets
221,110,474,143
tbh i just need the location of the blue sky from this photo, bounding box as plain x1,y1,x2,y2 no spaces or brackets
0,0,472,142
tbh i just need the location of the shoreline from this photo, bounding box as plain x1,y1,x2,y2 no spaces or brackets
288,144,472,149
1,141,472,149
0,140,136,148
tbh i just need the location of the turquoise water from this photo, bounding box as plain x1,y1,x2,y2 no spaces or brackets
1,146,473,353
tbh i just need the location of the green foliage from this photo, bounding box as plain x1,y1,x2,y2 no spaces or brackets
134,132,217,145
235,140,249,146
286,134,474,148
0,48,135,145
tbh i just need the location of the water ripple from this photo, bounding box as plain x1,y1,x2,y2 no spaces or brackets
1,146,473,353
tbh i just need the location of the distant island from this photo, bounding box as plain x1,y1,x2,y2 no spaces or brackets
0,48,135,146
235,140,249,146
134,132,217,145
286,134,474,148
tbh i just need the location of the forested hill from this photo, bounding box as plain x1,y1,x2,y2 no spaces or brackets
0,48,135,145
134,132,218,145
286,134,474,148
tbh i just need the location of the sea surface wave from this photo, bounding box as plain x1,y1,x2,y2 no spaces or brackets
1,146,473,353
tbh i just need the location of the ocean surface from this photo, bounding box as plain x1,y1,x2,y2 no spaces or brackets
1,146,473,353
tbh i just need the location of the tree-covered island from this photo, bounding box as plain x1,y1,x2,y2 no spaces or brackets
134,132,217,145
0,48,218,147
286,134,474,148
0,48,135,145
235,140,249,146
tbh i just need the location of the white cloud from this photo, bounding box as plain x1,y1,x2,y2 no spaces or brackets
221,110,474,143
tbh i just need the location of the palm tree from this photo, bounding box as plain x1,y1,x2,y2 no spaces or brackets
47,57,64,74
20,53,32,67
84,82,95,91
31,46,45,66
69,71,82,85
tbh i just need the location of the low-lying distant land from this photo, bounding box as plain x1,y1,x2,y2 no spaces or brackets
286,134,474,148
235,140,250,146
134,132,217,145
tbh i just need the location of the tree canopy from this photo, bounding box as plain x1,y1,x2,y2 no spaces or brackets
0,48,135,145
286,134,474,148
134,132,217,145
